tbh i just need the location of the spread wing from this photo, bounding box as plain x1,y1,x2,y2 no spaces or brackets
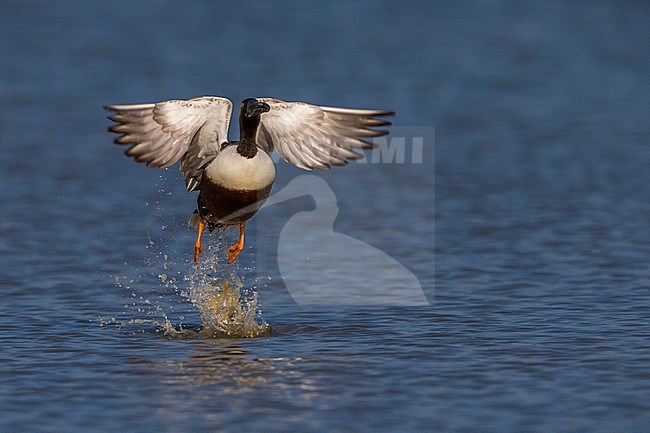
255,98,394,170
105,96,233,192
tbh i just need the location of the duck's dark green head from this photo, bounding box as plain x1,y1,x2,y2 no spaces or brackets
241,98,270,118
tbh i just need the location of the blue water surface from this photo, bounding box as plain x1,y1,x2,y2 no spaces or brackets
1,1,649,432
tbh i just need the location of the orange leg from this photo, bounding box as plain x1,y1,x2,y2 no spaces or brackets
194,219,206,263
227,221,246,263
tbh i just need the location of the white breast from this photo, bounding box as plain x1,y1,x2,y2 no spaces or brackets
205,145,276,191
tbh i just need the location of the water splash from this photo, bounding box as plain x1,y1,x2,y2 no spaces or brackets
105,179,271,338
110,228,271,338
183,242,272,338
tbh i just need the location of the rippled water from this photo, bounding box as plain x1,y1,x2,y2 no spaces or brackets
1,1,649,431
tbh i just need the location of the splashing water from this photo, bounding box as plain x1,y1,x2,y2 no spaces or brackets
109,223,271,338
104,181,272,338
182,241,272,338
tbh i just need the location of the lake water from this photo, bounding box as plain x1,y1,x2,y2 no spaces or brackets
1,1,649,431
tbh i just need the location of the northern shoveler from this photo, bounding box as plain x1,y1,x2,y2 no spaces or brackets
105,96,394,263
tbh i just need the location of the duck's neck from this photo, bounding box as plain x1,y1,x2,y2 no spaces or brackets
237,115,260,159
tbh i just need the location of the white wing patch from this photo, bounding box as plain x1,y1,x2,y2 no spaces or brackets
105,96,233,192
255,98,394,170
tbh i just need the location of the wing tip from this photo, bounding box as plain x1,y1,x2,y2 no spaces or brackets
104,103,156,112
371,109,395,118
322,106,395,117
370,119,392,127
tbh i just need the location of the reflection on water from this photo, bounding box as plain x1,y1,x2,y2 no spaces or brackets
153,345,312,391
121,342,323,427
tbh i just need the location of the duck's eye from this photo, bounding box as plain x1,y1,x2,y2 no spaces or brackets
241,103,244,108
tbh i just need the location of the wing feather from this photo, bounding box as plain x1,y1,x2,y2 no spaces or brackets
105,96,233,192
255,98,394,170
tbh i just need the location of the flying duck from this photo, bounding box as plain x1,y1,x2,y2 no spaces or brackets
105,96,394,263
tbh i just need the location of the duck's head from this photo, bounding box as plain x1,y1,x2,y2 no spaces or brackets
241,98,270,118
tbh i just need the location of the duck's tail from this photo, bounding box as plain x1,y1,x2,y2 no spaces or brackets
188,210,228,232
188,211,202,229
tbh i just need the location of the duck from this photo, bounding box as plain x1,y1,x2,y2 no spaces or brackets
105,96,394,263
